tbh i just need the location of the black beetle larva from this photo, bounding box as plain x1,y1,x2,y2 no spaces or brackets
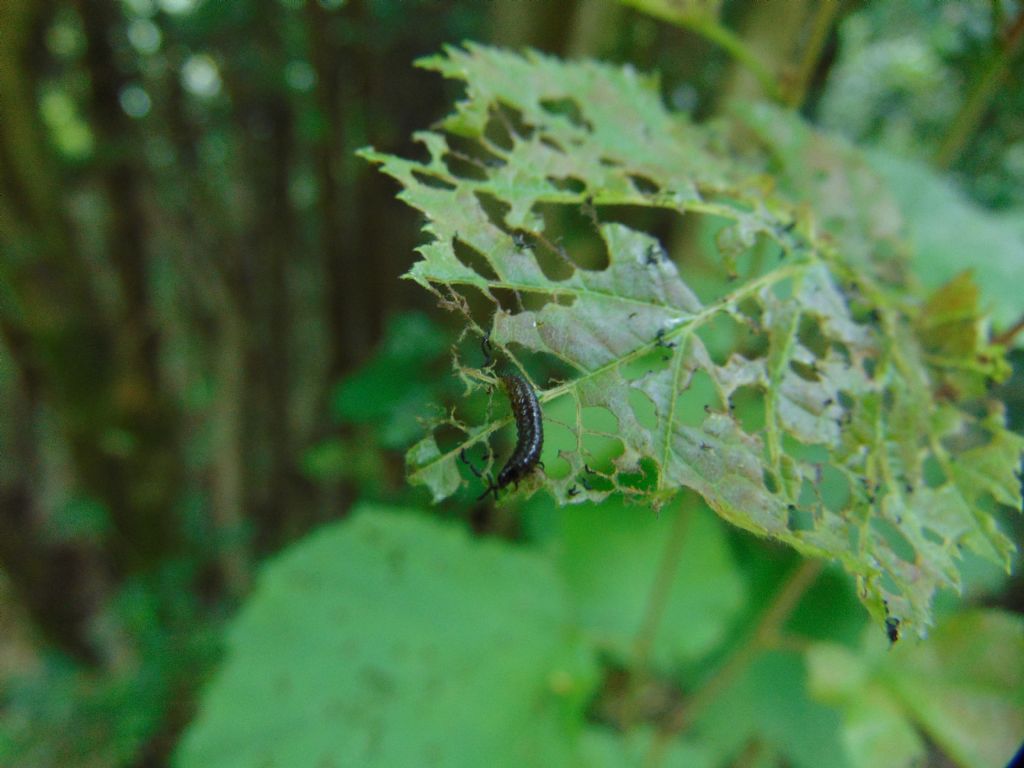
476,373,543,500
474,336,545,500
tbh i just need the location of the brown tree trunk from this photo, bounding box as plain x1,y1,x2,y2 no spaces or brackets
0,0,113,663
75,0,184,572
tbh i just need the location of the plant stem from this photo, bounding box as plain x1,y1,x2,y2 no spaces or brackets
634,506,692,667
689,17,784,101
785,0,841,108
992,313,1024,347
616,506,691,729
933,8,1024,169
620,0,782,100
645,558,824,766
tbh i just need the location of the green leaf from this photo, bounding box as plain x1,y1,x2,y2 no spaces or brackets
361,45,1023,636
693,650,848,768
330,312,450,448
536,497,746,668
579,726,714,768
807,609,1024,768
174,506,598,767
915,272,1011,396
885,610,1024,768
866,150,1024,333
806,644,925,768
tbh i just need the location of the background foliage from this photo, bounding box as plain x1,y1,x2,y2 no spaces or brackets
0,1,1022,767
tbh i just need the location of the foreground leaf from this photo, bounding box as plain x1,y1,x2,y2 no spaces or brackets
174,506,597,768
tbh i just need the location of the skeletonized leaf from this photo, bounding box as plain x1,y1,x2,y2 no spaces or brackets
361,45,1022,637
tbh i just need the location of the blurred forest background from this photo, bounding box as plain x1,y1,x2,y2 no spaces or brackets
1,0,1023,766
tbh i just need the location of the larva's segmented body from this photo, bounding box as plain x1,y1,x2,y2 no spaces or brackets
463,335,545,500
496,373,544,490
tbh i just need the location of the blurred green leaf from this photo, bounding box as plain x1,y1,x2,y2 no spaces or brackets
693,650,848,768
867,150,1024,333
300,436,390,493
547,497,746,668
331,312,450,448
806,643,925,768
884,610,1024,768
807,609,1024,768
579,726,714,768
174,506,598,767
48,495,112,542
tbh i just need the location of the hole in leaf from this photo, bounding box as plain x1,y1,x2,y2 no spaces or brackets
701,312,746,365
847,525,860,551
552,292,575,307
513,228,575,283
452,237,499,281
598,156,623,168
446,133,506,168
442,152,488,182
797,315,829,359
581,406,619,435
621,348,672,380
433,422,469,456
474,191,511,230
579,469,615,493
595,205,678,255
539,98,591,131
515,349,577,390
739,329,769,361
546,175,586,195
831,341,852,366
411,170,456,191
818,465,850,512
736,297,763,329
533,202,609,271
782,437,829,464
540,136,563,152
486,105,535,148
879,572,900,595
580,433,624,473
628,388,658,430
628,174,659,195
789,359,821,383
674,369,717,427
923,454,945,488
730,384,764,433
797,478,818,508
618,457,658,492
455,333,498,380
455,283,507,326
871,517,916,563
922,527,944,546
489,286,522,314
541,418,575,480
787,504,815,532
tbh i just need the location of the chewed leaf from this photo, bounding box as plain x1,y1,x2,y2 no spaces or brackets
361,45,1023,637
